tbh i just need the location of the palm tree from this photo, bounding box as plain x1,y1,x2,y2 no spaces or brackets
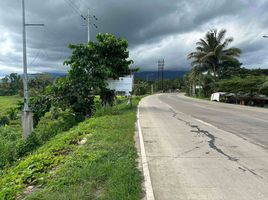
187,29,241,81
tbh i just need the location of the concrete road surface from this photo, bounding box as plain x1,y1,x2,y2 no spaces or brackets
139,93,268,200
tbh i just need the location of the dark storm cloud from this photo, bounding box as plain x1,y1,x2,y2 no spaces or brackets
0,0,267,75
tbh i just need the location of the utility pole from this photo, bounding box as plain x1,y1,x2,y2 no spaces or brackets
82,9,98,43
21,0,44,139
87,8,90,42
158,59,164,92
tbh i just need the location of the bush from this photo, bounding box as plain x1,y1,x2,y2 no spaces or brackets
134,81,149,95
100,89,116,106
7,108,18,120
0,127,19,168
35,109,77,144
0,116,9,127
0,109,78,169
30,94,52,127
16,132,39,157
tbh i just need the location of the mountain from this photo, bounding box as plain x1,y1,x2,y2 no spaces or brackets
134,70,189,81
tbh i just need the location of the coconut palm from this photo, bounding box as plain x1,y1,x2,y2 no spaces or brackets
187,29,241,80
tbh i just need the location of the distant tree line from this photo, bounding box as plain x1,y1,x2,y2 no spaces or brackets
133,77,185,95
0,73,22,96
0,73,54,96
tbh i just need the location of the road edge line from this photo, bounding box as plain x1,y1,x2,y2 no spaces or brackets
137,104,155,200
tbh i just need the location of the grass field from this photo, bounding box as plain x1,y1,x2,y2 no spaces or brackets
0,98,143,200
0,95,21,115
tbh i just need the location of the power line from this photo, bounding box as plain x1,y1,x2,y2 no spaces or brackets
29,50,42,66
67,0,83,14
63,0,83,17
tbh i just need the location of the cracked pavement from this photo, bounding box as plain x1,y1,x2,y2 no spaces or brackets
139,93,268,200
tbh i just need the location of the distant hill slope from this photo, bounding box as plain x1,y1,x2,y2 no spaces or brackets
134,70,188,81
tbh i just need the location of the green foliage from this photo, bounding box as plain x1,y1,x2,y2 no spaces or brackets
100,88,116,106
134,81,149,95
0,98,142,200
0,127,19,168
16,132,39,157
49,76,95,116
29,73,53,96
93,33,133,79
7,108,18,120
187,29,241,80
35,109,77,143
0,73,22,96
216,76,267,94
0,116,9,127
29,94,52,127
0,109,77,170
0,127,84,200
220,60,268,80
0,96,21,116
260,77,268,95
52,33,132,116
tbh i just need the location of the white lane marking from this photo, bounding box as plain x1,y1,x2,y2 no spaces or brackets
194,118,215,128
137,105,155,200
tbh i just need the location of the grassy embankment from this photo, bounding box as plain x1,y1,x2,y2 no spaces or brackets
0,95,21,115
0,97,143,200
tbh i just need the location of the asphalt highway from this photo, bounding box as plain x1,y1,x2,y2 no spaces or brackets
139,93,268,200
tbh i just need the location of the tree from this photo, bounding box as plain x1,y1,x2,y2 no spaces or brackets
52,33,132,116
216,76,266,95
187,29,241,80
9,73,22,94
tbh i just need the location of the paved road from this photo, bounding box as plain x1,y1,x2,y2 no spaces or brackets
139,93,268,200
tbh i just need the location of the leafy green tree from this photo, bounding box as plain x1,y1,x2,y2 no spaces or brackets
187,29,241,80
52,33,132,116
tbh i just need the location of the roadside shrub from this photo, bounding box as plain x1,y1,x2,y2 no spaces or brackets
0,127,19,168
100,89,116,106
30,94,52,127
0,109,78,169
35,109,77,144
134,81,149,95
7,108,18,120
0,116,9,127
16,132,39,157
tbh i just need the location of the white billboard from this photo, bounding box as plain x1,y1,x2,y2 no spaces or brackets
107,75,133,95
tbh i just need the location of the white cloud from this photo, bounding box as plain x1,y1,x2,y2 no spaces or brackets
0,32,16,56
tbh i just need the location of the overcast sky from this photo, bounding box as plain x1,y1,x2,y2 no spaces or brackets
0,0,268,76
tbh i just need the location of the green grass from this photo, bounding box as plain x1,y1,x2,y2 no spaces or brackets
0,95,21,115
0,98,143,200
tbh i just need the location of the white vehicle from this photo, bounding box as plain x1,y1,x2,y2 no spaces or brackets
211,92,226,102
